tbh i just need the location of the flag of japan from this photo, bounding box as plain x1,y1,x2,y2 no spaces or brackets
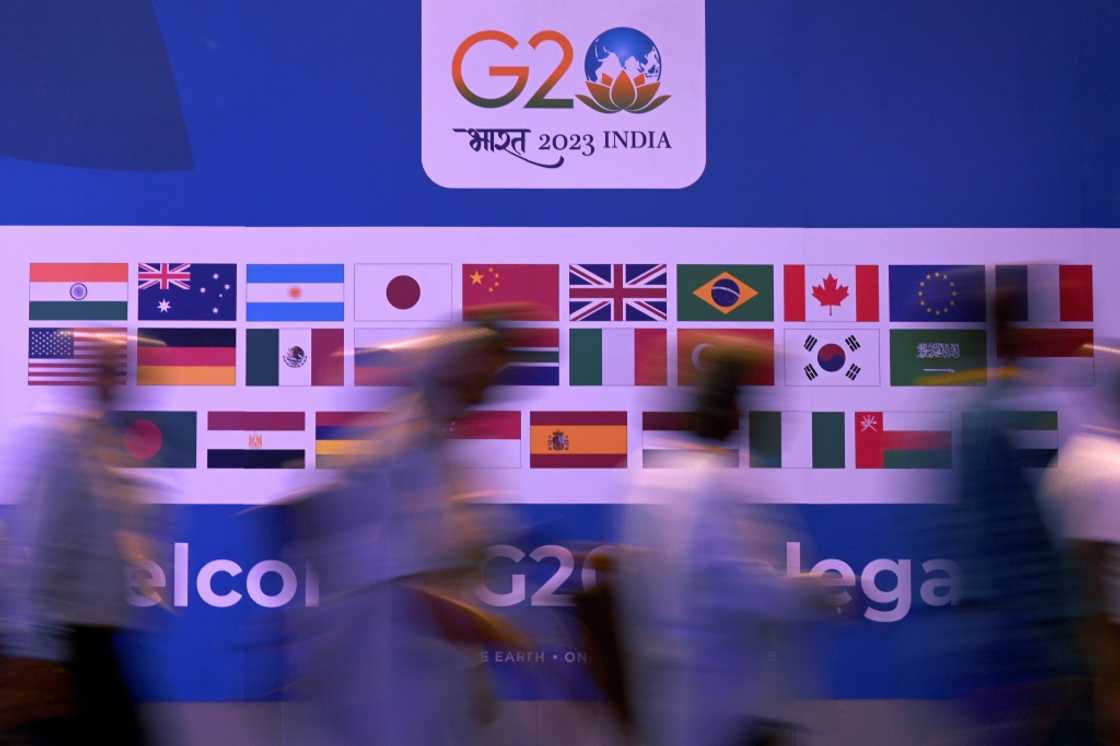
354,264,453,321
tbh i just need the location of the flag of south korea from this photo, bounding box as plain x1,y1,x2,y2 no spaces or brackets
784,329,881,386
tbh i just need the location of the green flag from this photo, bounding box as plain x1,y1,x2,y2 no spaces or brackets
108,411,197,468
890,329,987,386
963,410,1058,468
747,411,845,468
677,265,774,321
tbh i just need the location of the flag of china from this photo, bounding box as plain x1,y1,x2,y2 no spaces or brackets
463,265,559,321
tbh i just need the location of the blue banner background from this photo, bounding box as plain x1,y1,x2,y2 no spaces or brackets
106,503,962,702
1,0,1116,226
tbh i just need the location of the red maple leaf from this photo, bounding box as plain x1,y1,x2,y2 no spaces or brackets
811,273,849,316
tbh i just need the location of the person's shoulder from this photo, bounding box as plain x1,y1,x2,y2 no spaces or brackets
1059,433,1120,469
1042,433,1120,508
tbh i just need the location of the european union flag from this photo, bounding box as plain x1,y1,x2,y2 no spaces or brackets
888,265,986,322
138,263,237,320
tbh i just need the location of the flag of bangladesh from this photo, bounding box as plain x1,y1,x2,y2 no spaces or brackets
747,411,845,468
108,411,197,468
890,329,987,386
677,265,774,321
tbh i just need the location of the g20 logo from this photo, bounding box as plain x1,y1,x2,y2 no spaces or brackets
452,26,671,114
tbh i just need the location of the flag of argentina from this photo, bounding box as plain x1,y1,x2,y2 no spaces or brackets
246,264,345,321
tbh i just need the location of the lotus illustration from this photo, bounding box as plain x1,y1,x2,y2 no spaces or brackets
577,27,671,114
577,71,670,114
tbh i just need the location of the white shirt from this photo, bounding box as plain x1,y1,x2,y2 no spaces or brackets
1042,432,1120,545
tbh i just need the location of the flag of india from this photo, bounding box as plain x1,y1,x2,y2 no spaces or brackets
747,411,845,468
29,263,128,320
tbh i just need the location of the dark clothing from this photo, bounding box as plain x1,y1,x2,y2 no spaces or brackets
19,626,146,746
574,577,633,733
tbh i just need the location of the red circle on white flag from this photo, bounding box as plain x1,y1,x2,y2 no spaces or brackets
386,275,421,310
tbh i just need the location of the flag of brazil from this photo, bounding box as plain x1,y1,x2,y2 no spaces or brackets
677,265,774,321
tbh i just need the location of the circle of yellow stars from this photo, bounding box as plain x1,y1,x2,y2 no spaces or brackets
916,271,957,316
469,267,501,293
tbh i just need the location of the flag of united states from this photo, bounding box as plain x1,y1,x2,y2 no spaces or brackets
28,328,126,385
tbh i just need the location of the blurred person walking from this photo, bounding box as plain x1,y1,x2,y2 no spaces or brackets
293,326,520,746
618,344,811,746
1042,343,1120,745
0,332,154,746
945,290,1088,745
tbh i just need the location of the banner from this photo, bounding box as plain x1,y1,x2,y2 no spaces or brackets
1,226,1114,702
421,0,707,188
91,503,962,701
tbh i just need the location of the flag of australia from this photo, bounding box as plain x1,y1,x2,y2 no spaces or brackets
139,263,237,320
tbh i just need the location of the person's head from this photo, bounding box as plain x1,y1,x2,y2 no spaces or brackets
991,285,1022,363
419,326,508,422
690,344,750,443
448,326,508,409
87,330,126,408
1093,341,1120,421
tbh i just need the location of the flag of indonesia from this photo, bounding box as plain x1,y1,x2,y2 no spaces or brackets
784,265,878,322
855,411,951,469
995,265,1093,321
447,411,521,468
641,412,738,468
997,328,1094,385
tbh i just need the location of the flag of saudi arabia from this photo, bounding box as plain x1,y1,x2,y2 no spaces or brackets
890,329,987,386
962,410,1058,468
747,411,845,468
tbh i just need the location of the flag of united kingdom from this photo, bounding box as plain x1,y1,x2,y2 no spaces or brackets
138,263,192,291
568,264,668,322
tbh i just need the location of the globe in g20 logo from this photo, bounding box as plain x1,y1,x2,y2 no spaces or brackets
452,26,670,114
577,28,670,113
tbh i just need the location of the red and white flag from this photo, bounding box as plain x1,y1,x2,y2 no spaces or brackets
994,264,1093,322
784,265,878,322
448,411,522,468
999,328,1095,385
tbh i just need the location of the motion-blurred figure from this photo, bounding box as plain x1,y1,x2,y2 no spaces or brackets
618,344,810,746
0,332,153,745
294,326,517,745
946,288,1088,745
1043,343,1120,744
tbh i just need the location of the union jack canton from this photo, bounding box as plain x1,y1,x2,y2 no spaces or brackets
568,264,668,322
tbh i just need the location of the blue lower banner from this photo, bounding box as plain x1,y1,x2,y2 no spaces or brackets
4,503,961,701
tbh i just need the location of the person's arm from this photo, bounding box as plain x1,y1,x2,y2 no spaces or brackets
4,424,71,663
1067,539,1120,741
